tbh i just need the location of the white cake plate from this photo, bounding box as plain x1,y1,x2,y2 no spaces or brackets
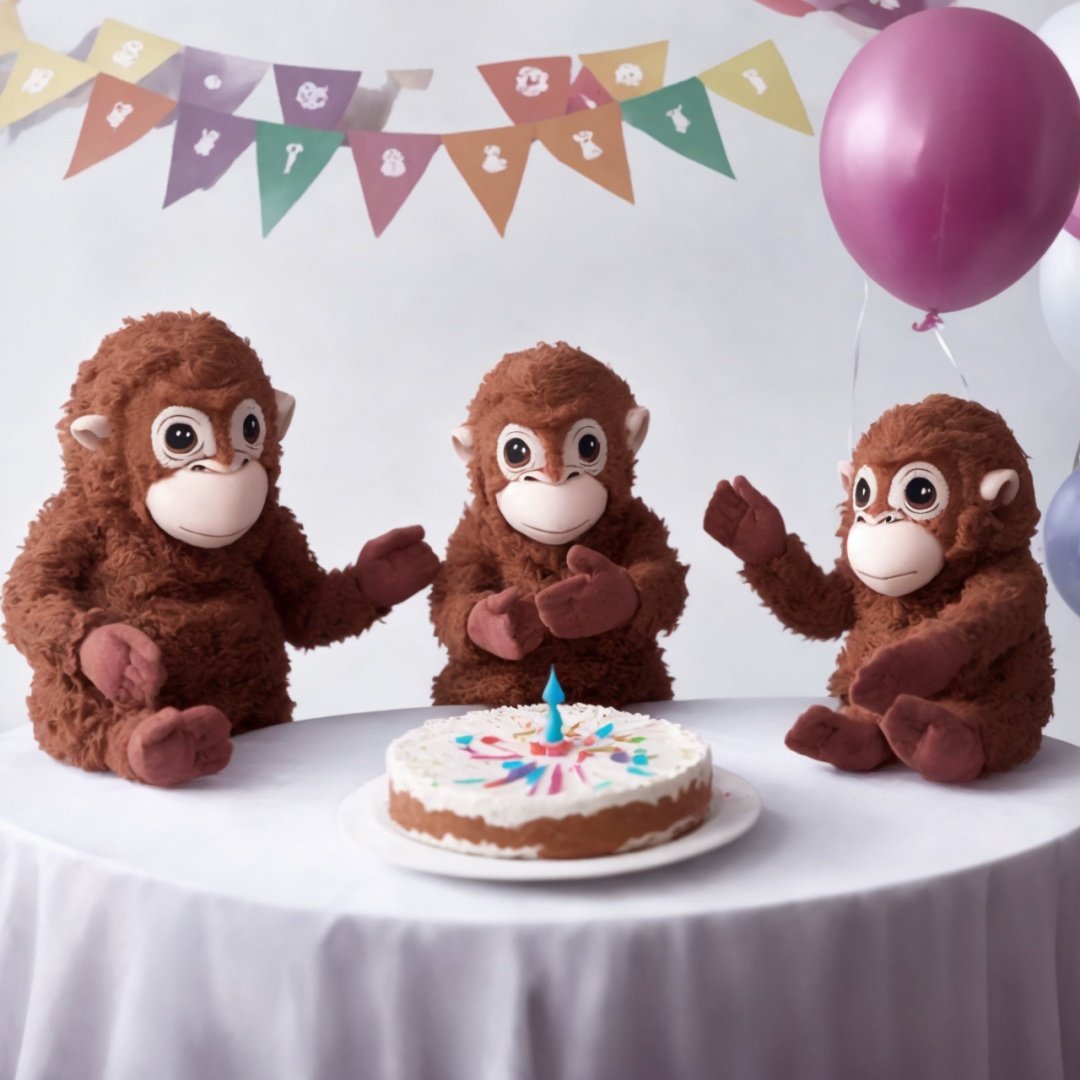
338,766,762,882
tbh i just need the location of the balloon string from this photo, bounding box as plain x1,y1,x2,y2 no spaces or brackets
1073,437,1080,473
930,323,970,398
849,277,870,453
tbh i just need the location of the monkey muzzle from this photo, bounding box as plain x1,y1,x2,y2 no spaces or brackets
145,455,269,549
496,471,608,545
846,518,945,597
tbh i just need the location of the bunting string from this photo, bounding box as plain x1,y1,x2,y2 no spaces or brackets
0,12,813,237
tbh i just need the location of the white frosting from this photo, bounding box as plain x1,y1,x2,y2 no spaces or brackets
387,704,712,831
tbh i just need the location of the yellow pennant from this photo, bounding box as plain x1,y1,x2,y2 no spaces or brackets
86,18,181,83
579,41,668,102
0,42,96,127
699,41,813,136
0,0,25,55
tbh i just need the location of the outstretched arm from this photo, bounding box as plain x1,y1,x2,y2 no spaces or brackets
705,476,854,641
258,506,438,649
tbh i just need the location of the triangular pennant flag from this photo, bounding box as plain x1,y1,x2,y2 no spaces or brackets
565,66,614,114
0,0,24,55
620,77,734,177
699,41,813,135
478,57,572,123
256,121,344,236
579,41,668,102
0,44,96,127
164,103,256,207
273,64,360,129
85,19,181,84
179,47,268,114
347,131,441,237
534,103,633,203
65,73,176,177
442,124,534,236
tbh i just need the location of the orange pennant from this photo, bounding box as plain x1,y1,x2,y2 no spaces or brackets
65,73,176,178
442,125,534,236
579,41,668,102
478,57,572,123
534,103,633,203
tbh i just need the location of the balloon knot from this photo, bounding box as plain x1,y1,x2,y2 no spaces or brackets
912,309,943,333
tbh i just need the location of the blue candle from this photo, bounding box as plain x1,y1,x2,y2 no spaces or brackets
542,666,566,743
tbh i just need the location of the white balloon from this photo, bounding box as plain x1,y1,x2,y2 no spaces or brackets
1039,230,1080,374
1039,3,1080,92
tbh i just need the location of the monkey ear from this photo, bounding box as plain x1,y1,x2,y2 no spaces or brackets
451,424,474,463
838,461,855,495
274,390,296,439
70,414,111,452
626,407,650,454
980,468,1020,506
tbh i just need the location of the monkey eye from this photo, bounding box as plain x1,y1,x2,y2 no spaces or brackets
151,406,214,468
563,418,608,474
230,399,267,457
851,465,877,512
854,477,871,508
165,422,197,452
889,461,949,520
504,437,531,468
578,433,600,464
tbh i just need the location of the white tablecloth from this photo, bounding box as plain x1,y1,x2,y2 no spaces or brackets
2,698,1079,1080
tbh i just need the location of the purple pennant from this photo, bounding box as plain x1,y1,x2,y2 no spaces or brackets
347,131,441,237
179,47,269,113
163,103,256,208
274,64,361,129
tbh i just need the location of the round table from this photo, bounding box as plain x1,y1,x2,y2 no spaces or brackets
2,698,1079,1080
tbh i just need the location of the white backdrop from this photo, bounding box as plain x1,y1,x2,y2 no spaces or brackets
2,0,1077,744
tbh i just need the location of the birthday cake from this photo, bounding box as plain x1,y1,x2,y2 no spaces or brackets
386,704,714,860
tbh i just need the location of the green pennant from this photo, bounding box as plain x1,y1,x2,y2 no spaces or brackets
619,77,734,178
256,122,344,236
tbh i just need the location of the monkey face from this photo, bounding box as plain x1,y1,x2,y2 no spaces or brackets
492,418,611,544
844,460,950,596
142,397,272,549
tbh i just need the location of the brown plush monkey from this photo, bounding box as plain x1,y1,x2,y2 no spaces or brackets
704,394,1053,783
3,312,439,786
431,342,687,706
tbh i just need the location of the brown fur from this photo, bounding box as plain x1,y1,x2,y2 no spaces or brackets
740,395,1053,777
431,342,687,706
3,312,385,778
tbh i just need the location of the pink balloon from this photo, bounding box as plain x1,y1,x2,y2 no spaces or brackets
820,8,1080,314
812,0,955,33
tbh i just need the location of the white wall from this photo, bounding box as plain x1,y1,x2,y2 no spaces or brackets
2,0,1078,743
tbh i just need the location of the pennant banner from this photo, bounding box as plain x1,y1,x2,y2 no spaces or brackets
478,56,572,123
179,47,268,114
0,0,24,55
85,19,180,84
620,77,734,178
164,102,256,207
566,67,614,114
442,124,534,236
65,72,176,177
0,43,96,127
348,130,441,237
579,41,669,101
535,102,633,203
273,64,360,130
256,121,344,235
699,41,814,135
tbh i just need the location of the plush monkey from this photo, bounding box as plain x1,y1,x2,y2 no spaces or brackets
3,312,439,786
704,394,1053,783
431,342,687,706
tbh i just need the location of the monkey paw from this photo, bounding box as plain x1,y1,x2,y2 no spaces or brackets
357,525,441,608
79,623,166,707
535,546,639,639
703,477,786,565
850,633,973,714
785,705,893,773
127,706,233,787
881,695,985,784
467,588,545,661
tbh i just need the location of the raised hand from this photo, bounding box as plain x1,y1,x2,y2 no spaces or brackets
357,525,440,608
850,631,974,714
704,475,787,565
79,623,167,707
467,587,545,660
535,545,639,639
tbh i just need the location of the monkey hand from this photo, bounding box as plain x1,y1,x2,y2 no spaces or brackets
467,587,545,660
357,525,441,609
79,623,167,707
704,476,786,565
850,631,975,714
535,546,640,639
